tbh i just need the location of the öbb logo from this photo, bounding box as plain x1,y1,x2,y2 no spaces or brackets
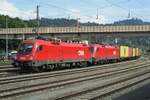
78,50,84,56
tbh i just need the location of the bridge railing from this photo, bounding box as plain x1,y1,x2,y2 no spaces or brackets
0,25,150,34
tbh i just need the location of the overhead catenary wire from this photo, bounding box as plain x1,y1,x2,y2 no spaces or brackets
79,0,138,20
105,0,145,19
34,1,95,19
81,0,146,20
0,0,148,23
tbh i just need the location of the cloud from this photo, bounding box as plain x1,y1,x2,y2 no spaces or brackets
0,0,132,24
0,1,110,24
0,0,35,19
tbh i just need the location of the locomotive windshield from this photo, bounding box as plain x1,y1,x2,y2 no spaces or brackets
18,43,33,54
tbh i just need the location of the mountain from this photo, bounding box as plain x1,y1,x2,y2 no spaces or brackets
0,14,150,28
113,18,150,25
39,18,99,27
39,18,77,27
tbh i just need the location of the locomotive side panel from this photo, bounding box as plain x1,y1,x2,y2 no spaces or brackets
92,45,108,61
92,44,119,62
105,46,120,60
34,43,62,61
61,43,91,62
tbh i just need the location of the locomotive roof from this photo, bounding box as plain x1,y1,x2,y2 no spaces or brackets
91,44,118,48
21,39,89,47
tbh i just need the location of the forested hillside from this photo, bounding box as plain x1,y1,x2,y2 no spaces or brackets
0,14,150,28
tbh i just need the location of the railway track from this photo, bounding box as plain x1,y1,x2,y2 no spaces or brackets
59,68,150,100
0,60,150,100
0,60,141,78
0,65,20,77
0,65,19,72
0,59,145,84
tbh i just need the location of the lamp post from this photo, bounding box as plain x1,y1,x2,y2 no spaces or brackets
23,23,28,40
5,16,8,58
77,18,80,37
36,5,40,36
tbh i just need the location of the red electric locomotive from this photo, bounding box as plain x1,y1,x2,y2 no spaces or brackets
15,39,92,71
91,44,119,64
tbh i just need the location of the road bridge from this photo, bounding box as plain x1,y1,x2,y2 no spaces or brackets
0,25,150,39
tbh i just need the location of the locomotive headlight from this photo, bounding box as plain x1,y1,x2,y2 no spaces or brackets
30,56,33,60
20,57,25,60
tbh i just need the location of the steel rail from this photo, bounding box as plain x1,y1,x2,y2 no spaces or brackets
0,60,146,81
0,61,150,99
60,70,150,100
0,59,146,83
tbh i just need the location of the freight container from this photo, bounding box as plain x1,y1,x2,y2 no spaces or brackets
135,48,139,57
128,47,133,58
138,49,141,56
119,46,129,58
132,48,136,57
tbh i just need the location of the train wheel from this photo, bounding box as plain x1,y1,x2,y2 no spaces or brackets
50,65,55,70
32,66,44,72
81,62,88,67
32,67,40,72
47,65,55,70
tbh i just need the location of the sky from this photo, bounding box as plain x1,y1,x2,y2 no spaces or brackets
0,0,150,24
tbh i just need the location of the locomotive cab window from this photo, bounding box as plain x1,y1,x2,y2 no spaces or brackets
89,47,94,52
18,43,33,54
96,48,100,52
37,45,43,52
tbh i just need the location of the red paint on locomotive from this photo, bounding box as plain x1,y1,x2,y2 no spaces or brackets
92,44,119,62
16,39,92,68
